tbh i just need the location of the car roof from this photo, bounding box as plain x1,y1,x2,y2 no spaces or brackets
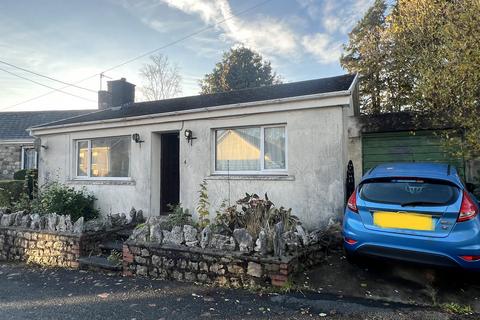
361,163,464,188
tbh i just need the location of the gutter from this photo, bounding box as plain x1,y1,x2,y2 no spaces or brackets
29,87,354,134
0,139,35,145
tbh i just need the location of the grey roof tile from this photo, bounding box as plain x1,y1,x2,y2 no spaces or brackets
0,110,92,140
33,74,356,129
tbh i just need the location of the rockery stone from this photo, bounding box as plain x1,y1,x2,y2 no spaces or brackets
233,228,254,252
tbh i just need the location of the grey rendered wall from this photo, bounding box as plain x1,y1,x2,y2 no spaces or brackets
37,103,350,230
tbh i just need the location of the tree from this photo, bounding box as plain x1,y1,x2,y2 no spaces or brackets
386,0,480,155
342,0,480,154
200,46,281,94
340,0,390,114
139,54,182,101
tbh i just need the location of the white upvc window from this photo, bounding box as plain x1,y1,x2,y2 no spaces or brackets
21,147,37,170
214,125,287,175
75,136,131,179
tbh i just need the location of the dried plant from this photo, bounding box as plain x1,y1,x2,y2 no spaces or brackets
214,193,299,238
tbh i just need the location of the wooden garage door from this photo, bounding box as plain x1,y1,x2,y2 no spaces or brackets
362,131,466,178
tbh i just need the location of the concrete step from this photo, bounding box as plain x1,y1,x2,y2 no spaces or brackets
99,240,123,252
78,256,122,272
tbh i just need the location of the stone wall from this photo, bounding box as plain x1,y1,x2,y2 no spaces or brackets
0,226,115,268
123,242,325,288
0,144,22,180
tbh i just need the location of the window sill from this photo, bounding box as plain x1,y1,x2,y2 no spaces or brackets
206,174,295,181
67,179,136,186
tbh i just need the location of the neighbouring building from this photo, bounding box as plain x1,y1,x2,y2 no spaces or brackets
0,110,91,179
29,75,359,229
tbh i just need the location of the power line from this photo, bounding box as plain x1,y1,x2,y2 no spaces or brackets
0,0,272,111
0,66,96,103
0,74,100,111
0,59,97,93
100,0,273,74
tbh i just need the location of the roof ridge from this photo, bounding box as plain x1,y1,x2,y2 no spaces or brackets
135,73,355,107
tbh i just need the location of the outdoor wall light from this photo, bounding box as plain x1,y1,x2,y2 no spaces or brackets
132,133,144,144
184,129,197,145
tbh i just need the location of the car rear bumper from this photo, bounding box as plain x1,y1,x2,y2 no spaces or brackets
343,210,480,270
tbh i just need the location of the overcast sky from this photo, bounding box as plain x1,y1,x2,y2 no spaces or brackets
0,0,374,112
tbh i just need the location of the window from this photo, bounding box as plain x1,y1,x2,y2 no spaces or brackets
21,147,37,170
215,125,286,173
76,136,130,178
360,178,460,206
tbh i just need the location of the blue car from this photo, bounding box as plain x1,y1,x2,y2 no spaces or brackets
342,162,480,269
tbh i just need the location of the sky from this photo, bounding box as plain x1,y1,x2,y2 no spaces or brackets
0,0,374,112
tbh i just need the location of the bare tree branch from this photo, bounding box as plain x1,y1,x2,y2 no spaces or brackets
139,54,182,101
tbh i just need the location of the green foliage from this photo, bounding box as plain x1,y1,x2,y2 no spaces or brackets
214,193,299,238
196,180,210,228
386,0,480,156
164,204,192,230
107,250,123,266
200,46,281,94
33,182,99,221
342,0,480,155
341,0,395,114
0,180,24,207
13,169,27,181
441,302,473,315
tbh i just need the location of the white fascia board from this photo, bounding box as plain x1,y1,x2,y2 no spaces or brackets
30,90,352,136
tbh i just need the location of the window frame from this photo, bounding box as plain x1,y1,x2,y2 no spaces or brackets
212,124,288,176
21,146,38,170
74,136,131,180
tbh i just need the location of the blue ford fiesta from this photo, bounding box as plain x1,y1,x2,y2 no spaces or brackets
342,162,480,269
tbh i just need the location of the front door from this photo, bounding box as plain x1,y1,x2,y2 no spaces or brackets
160,132,180,214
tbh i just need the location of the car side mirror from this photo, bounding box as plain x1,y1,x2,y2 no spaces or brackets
466,183,476,193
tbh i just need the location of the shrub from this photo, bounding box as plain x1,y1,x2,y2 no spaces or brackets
13,169,27,181
11,169,39,212
0,180,24,207
163,204,192,230
33,182,99,221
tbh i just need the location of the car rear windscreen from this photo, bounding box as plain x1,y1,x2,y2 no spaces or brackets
359,178,460,206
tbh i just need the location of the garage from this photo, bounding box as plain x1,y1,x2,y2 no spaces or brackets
362,130,466,178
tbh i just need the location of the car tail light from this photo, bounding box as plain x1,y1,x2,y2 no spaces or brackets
457,191,478,222
347,189,358,213
460,255,480,262
344,237,357,245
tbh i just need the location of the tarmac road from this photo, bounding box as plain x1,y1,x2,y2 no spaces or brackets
0,262,472,320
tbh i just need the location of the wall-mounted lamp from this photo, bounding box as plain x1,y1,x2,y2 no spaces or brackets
184,129,197,145
132,133,144,144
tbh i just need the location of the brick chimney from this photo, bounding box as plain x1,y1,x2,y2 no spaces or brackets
98,78,135,110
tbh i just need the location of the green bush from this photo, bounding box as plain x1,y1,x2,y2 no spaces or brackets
13,169,27,181
163,204,192,230
33,182,99,221
0,180,24,207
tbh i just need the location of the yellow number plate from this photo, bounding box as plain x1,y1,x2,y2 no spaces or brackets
374,211,434,231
